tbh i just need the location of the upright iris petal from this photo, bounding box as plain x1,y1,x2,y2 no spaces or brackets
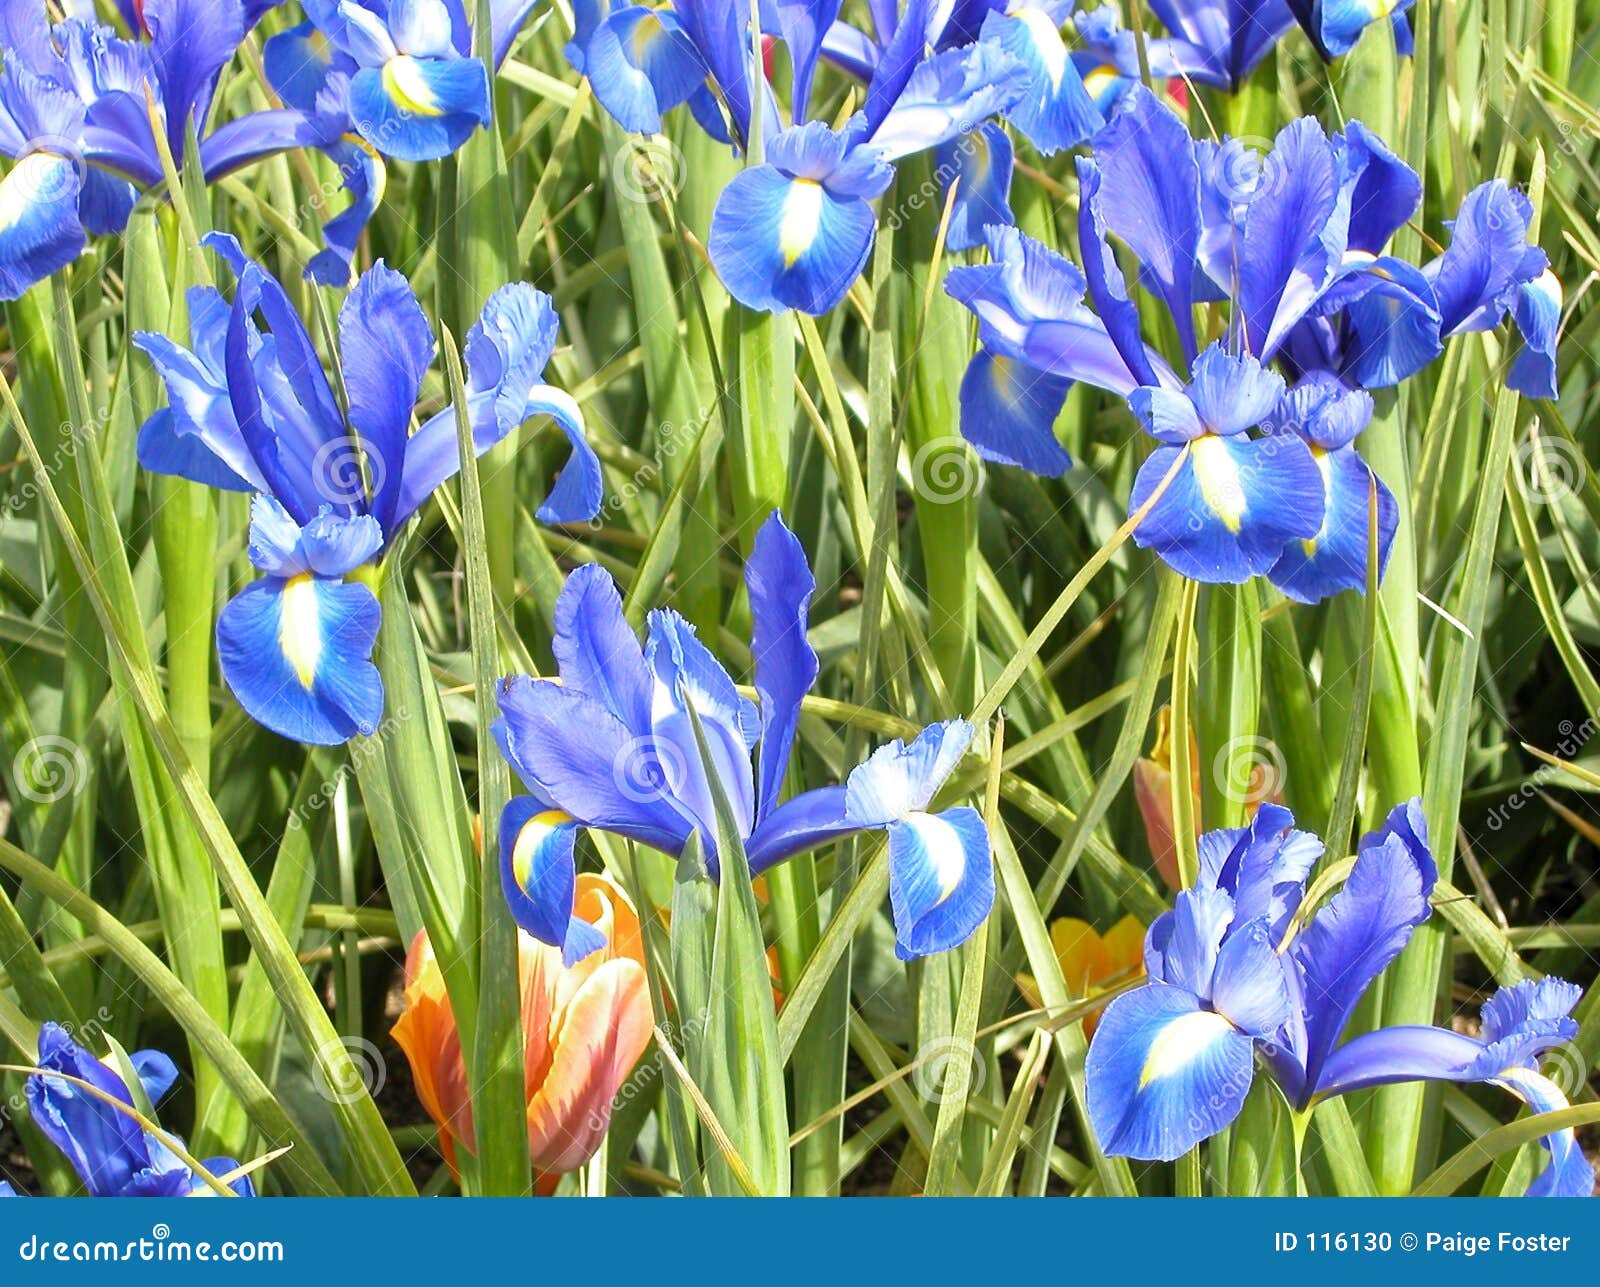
977,3,1102,154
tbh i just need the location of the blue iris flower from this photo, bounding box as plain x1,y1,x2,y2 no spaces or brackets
1421,179,1561,399
134,232,600,746
707,28,1029,313
0,0,328,299
945,87,1556,593
1074,1,1295,90
263,1,489,165
259,0,544,283
25,1023,254,1197
1085,802,1593,1197
494,512,994,963
568,0,1032,313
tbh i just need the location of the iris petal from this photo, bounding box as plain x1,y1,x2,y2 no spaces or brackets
1267,443,1398,603
845,719,974,824
936,121,1014,254
348,54,490,162
709,166,877,315
1087,984,1256,1161
1293,806,1436,1088
1130,435,1324,583
551,563,655,731
979,7,1102,155
958,348,1072,474
0,151,86,301
583,6,708,135
885,806,993,959
748,513,818,820
1507,269,1560,399
499,796,605,965
215,572,384,746
1240,116,1342,360
1494,1068,1595,1198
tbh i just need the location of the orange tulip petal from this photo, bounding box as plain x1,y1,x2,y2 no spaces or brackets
525,957,653,1174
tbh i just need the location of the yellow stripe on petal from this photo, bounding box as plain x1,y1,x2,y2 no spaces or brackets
278,573,324,690
1009,6,1068,88
1190,434,1248,534
1301,445,1333,558
511,809,576,890
990,353,1023,407
1138,1009,1235,1088
1081,63,1119,101
628,10,665,60
779,178,825,268
382,55,445,117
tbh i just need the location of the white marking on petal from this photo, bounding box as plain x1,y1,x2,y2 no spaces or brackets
1138,1009,1235,1088
278,574,324,690
779,179,825,268
1191,434,1248,534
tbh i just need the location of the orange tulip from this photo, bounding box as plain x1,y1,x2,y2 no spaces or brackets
1049,914,1145,1036
1132,707,1198,891
392,873,653,1181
